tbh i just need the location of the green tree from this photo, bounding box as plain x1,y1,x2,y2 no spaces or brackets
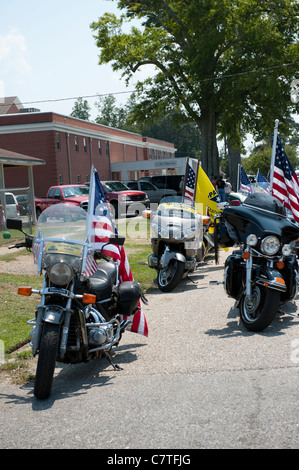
141,112,201,160
95,94,127,128
70,97,91,121
91,0,298,181
242,141,299,176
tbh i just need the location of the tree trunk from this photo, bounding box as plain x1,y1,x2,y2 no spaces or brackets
227,139,241,191
199,108,219,177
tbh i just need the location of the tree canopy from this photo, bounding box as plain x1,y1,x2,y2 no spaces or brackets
70,97,91,121
91,0,298,185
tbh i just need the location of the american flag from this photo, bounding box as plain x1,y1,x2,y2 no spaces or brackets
184,158,198,204
272,136,299,223
240,166,254,193
257,171,270,193
87,169,148,336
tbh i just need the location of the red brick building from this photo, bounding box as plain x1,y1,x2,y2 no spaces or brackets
0,100,181,197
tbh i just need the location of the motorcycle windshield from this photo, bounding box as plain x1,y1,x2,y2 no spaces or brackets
33,203,92,275
151,199,202,241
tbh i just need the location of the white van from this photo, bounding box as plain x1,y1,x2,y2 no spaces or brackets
4,192,20,218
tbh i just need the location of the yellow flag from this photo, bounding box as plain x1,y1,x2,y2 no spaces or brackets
194,165,221,221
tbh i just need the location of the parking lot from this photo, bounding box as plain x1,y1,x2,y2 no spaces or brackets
0,248,298,449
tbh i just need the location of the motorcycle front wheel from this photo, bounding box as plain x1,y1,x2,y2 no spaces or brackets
157,260,185,292
239,285,280,332
34,323,61,399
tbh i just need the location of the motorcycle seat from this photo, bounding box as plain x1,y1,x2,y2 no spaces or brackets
96,261,117,285
89,261,117,300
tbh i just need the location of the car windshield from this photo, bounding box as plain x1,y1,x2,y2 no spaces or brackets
103,182,129,192
62,186,89,197
5,194,15,204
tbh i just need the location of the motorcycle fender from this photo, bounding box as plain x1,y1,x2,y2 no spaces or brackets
43,306,65,324
161,250,185,268
256,268,287,292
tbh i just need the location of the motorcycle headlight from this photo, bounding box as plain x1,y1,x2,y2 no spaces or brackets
246,234,258,246
282,244,292,256
48,261,73,285
183,225,196,238
260,236,280,255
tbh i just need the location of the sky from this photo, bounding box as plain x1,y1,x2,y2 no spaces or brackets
0,0,148,120
0,1,297,156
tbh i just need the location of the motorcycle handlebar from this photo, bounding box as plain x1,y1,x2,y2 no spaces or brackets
8,236,33,250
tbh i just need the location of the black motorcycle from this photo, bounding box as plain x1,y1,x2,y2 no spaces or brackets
7,203,143,399
215,193,299,331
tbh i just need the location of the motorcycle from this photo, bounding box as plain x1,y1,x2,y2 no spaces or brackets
147,196,204,291
7,203,143,399
214,192,299,331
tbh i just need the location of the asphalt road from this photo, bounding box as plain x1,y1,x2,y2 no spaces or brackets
0,249,298,450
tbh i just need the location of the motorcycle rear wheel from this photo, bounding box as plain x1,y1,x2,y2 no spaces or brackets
34,323,61,399
240,285,280,332
157,260,185,292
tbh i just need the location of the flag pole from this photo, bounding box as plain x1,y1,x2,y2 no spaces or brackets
237,163,240,191
269,119,279,195
86,165,95,241
182,157,189,202
193,159,199,207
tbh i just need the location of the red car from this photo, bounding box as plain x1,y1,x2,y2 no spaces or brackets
101,181,150,218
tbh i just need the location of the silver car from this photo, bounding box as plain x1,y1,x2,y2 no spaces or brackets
124,180,177,204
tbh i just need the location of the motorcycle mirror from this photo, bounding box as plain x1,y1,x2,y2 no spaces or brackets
109,234,125,245
6,218,23,231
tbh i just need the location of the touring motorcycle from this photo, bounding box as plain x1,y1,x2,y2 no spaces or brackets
147,196,204,291
7,203,143,399
215,192,299,331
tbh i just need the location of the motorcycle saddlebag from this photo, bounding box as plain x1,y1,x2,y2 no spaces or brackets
116,281,142,316
279,255,298,301
216,219,236,248
224,251,244,298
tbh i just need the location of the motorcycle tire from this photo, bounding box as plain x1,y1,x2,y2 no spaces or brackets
239,285,280,332
34,323,61,399
157,260,185,292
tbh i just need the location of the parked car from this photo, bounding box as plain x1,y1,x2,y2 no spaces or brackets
101,181,149,218
16,194,29,215
35,185,90,218
124,180,177,203
139,175,183,195
4,192,20,218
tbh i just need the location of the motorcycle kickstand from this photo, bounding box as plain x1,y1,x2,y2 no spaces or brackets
103,350,123,371
187,275,196,284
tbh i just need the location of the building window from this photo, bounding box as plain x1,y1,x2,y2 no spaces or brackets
77,174,81,183
83,138,87,153
105,141,109,155
75,136,79,152
56,133,60,150
154,149,157,159
59,174,63,184
98,141,102,155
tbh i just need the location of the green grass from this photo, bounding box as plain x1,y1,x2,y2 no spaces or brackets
0,218,156,354
0,272,43,352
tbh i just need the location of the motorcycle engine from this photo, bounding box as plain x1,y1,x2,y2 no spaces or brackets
88,324,114,346
86,308,114,346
